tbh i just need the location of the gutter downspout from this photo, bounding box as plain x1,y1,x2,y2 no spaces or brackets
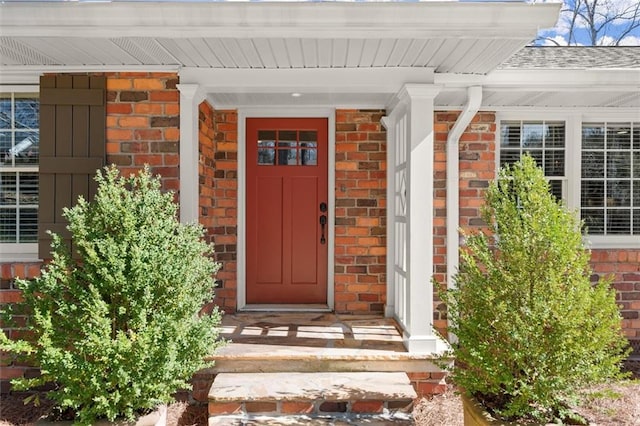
445,86,482,339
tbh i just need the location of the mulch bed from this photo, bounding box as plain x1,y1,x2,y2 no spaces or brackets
0,397,208,426
1,363,638,426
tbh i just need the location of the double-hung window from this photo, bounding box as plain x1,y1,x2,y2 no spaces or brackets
0,89,39,259
498,114,640,248
581,122,639,236
499,119,566,199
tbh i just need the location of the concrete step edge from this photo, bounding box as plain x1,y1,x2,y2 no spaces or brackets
209,372,418,402
208,412,413,425
209,358,445,374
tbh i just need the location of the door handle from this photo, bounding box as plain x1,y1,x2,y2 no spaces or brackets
320,215,327,244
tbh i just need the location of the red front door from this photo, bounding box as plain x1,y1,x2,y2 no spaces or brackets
246,118,328,304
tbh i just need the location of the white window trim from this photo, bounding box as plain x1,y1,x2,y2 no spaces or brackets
1,85,40,261
497,110,640,250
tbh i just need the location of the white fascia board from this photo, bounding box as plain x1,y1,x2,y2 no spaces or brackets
0,65,180,79
477,106,640,114
483,69,640,91
435,74,488,88
0,2,560,39
0,70,42,85
180,67,435,95
436,70,640,92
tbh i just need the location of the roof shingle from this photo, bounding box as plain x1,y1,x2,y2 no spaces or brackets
500,46,640,69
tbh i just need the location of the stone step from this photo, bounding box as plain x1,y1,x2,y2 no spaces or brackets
208,342,445,374
208,414,413,425
208,372,417,423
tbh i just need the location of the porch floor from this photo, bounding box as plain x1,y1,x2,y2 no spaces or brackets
208,312,444,373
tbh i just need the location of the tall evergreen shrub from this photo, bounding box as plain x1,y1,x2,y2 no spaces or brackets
1,166,223,424
441,155,629,422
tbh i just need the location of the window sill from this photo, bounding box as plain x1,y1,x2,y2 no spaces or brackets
0,243,39,263
583,236,640,250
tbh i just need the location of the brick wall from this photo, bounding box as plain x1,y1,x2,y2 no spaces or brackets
334,109,387,313
198,103,238,314
407,372,447,396
104,72,180,192
432,111,496,334
591,250,640,339
0,263,41,392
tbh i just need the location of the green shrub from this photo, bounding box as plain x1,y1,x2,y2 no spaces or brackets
440,155,629,422
1,166,223,425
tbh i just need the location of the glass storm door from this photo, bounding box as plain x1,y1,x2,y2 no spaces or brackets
246,118,328,304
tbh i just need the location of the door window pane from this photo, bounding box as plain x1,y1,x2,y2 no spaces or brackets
300,142,317,166
256,129,318,167
277,141,296,165
258,139,275,165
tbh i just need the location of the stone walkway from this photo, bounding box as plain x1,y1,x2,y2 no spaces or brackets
217,312,406,352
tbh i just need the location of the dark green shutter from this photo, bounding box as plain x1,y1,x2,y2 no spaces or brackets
38,75,106,258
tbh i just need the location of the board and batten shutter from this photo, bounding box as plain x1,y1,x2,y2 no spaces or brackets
38,75,106,258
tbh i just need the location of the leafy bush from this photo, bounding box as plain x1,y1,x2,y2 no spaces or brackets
440,155,629,422
1,166,223,425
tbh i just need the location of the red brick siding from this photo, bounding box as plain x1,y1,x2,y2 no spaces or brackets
432,111,496,335
334,109,387,313
0,263,41,392
198,104,238,314
407,372,448,397
591,250,640,338
104,72,180,193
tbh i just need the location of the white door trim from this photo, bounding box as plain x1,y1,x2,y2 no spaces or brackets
237,107,336,311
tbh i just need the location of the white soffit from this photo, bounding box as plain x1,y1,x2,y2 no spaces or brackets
435,69,640,110
0,2,560,75
184,67,435,108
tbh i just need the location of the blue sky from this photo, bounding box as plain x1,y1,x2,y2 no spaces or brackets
533,0,640,46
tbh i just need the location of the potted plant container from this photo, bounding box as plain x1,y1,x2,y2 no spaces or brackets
440,155,630,425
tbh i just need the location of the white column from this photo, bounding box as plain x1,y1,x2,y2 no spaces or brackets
381,115,396,319
401,84,448,353
177,84,206,224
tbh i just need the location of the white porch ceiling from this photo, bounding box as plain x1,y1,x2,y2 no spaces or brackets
1,36,530,75
0,2,558,73
4,2,633,111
